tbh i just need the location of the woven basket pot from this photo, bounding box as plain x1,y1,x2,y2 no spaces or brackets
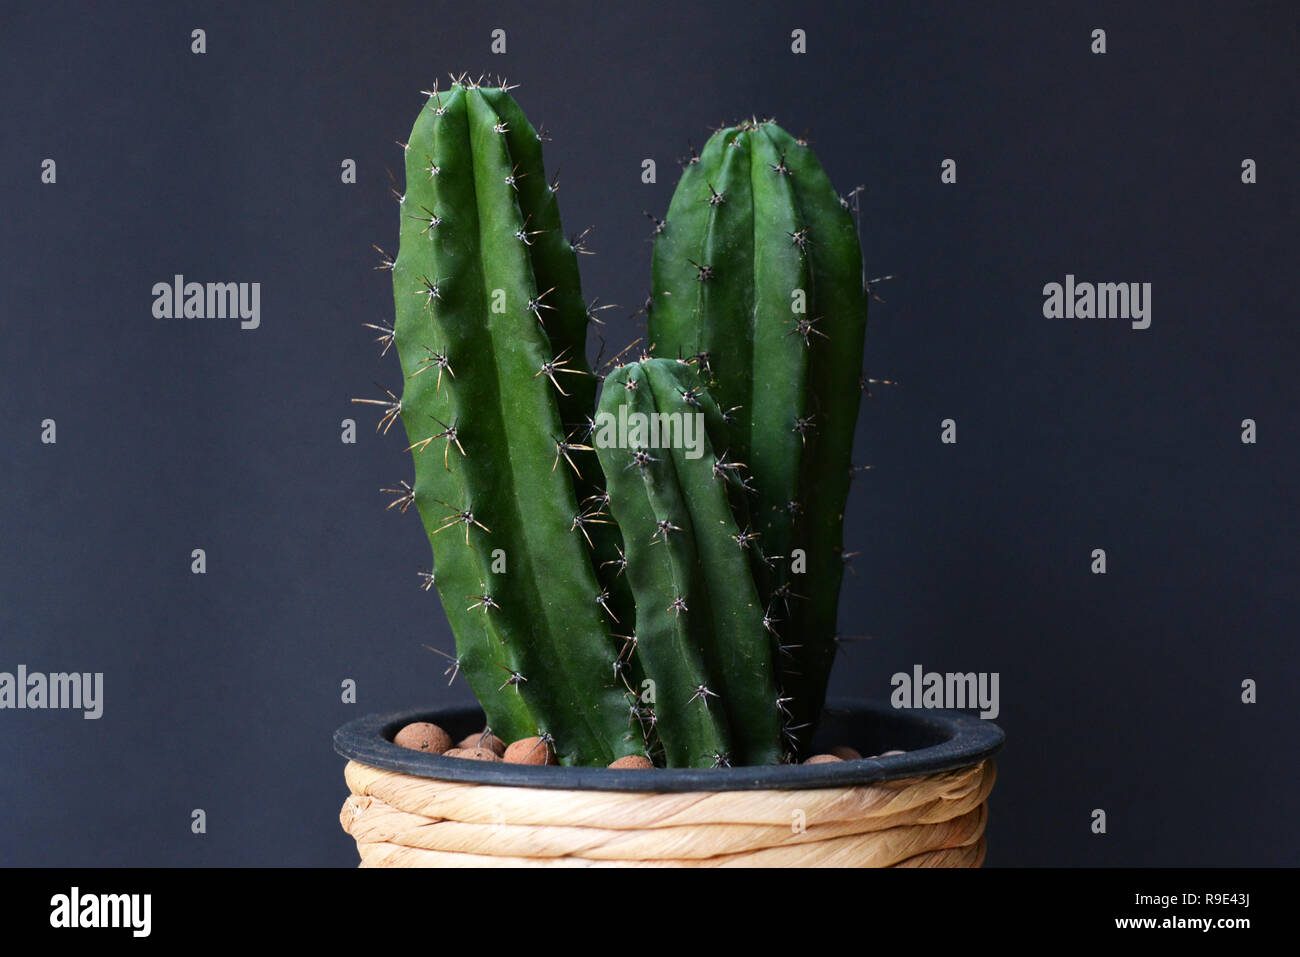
335,699,1003,868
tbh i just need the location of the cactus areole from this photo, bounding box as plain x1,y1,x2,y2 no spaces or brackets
364,80,870,768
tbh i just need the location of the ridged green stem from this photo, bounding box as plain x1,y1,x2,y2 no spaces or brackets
596,358,782,766
649,120,868,755
388,83,637,765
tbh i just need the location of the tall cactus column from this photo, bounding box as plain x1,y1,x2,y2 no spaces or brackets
649,120,868,755
382,81,637,766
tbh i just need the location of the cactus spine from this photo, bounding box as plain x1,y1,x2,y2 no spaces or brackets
384,81,637,766
595,359,782,767
648,120,868,755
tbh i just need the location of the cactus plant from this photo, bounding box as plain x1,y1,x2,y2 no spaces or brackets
363,83,872,768
647,118,869,755
370,79,639,766
594,358,782,767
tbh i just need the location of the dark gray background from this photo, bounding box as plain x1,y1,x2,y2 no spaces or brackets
2,0,1296,866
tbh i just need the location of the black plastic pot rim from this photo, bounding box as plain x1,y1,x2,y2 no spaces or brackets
334,698,1004,793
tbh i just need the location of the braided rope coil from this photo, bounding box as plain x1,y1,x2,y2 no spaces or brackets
339,758,995,868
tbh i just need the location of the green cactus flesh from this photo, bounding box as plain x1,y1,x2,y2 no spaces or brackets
595,358,783,767
648,120,868,755
387,83,638,766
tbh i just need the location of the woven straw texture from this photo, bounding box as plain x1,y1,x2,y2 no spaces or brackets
339,758,995,867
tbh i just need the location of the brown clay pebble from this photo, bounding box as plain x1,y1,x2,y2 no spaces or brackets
608,755,654,769
803,754,843,765
458,731,506,757
503,736,557,765
829,745,862,761
393,722,453,754
443,747,501,762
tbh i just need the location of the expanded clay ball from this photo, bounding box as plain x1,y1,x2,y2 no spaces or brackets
829,745,862,760
443,747,501,761
393,722,453,754
458,731,506,756
803,754,843,765
503,736,557,765
608,755,654,769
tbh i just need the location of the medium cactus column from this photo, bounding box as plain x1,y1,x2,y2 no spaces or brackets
380,80,638,766
648,119,868,755
595,358,783,767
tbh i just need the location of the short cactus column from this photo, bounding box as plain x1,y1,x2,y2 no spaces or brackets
595,358,783,767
